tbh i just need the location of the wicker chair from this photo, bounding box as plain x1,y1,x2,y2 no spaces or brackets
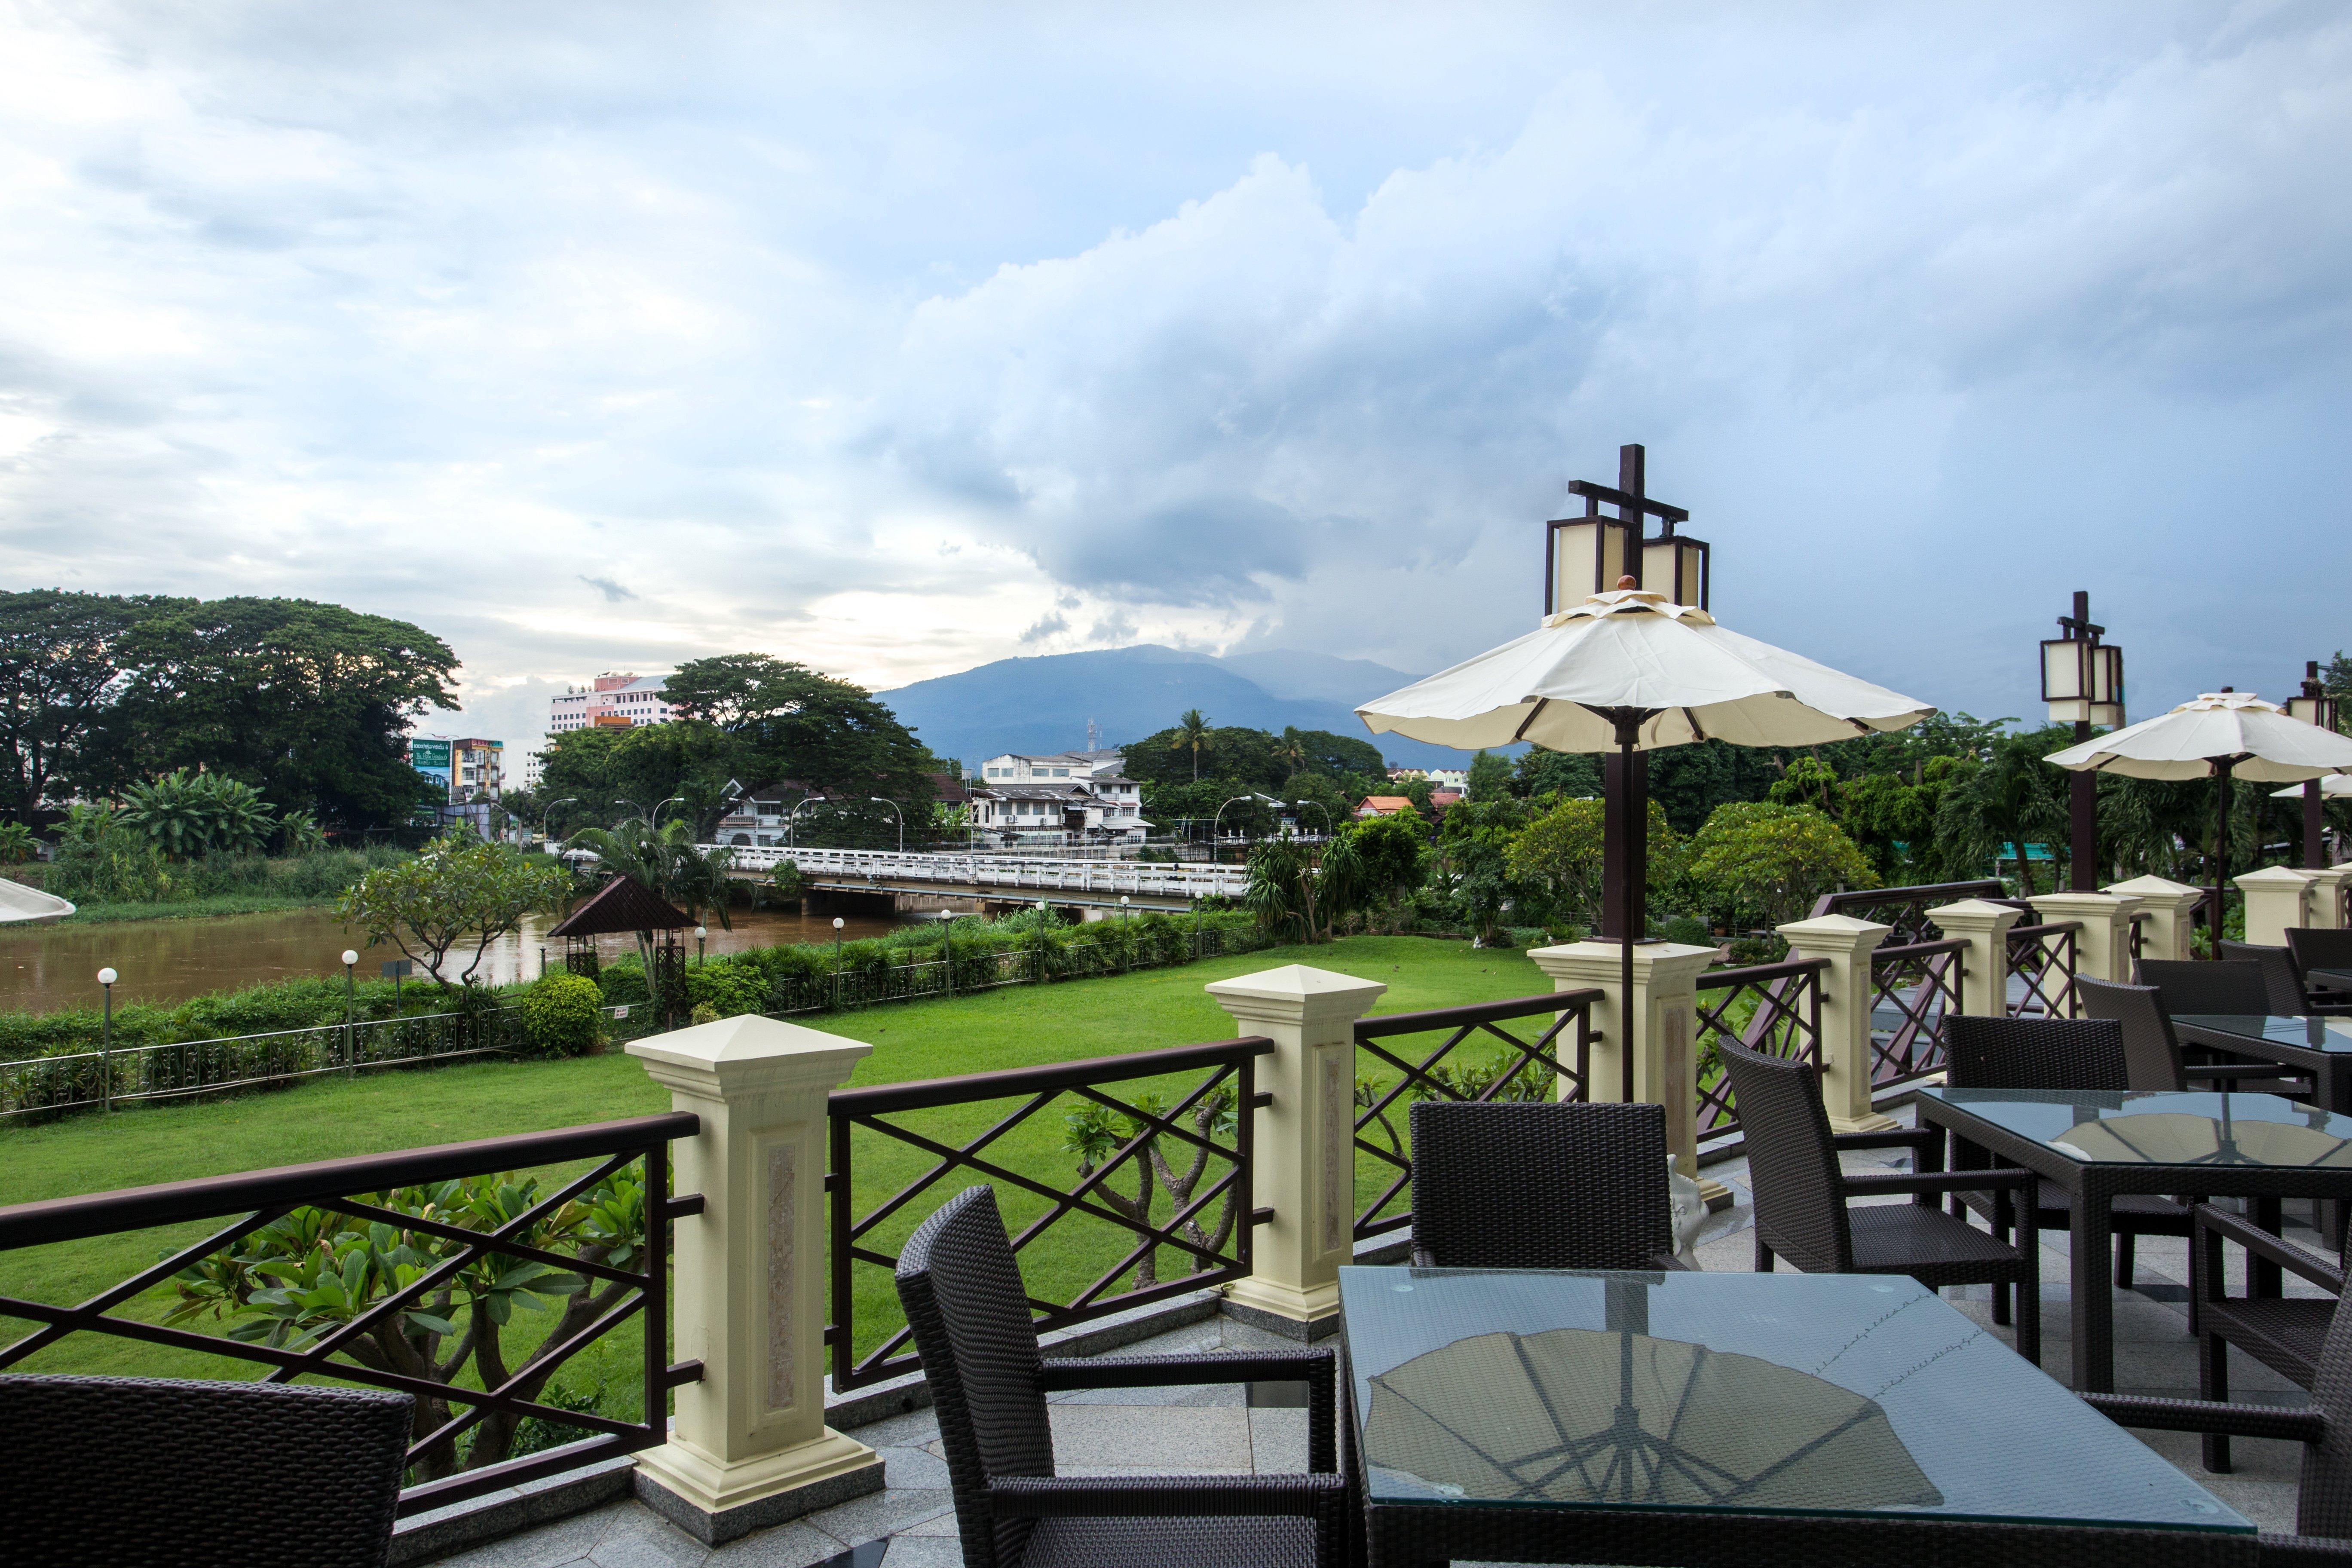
1943,1014,2196,1293
2290,929,2352,1010
2081,977,2311,1098
2136,957,2273,1017
2191,1201,2347,1474
1407,1100,1687,1270
2088,1275,2352,1559
2221,940,2328,1016
1718,1041,2045,1364
894,1185,1348,1568
0,1373,411,1568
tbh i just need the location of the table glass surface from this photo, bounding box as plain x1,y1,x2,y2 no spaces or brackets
1918,1087,2352,1167
1338,1266,2249,1531
2175,1013,2352,1052
2312,969,2352,989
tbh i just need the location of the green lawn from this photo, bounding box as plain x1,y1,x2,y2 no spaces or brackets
58,891,336,924
0,934,1554,1405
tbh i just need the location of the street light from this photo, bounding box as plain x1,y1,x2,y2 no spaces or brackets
2040,589,2125,892
695,925,707,966
1212,796,1253,863
1295,800,1332,839
2288,659,2342,870
96,967,117,1113
342,950,359,1075
541,796,579,851
831,916,845,1009
869,796,905,853
654,795,688,827
787,794,828,848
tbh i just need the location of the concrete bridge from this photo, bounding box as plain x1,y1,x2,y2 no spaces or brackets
703,843,1251,914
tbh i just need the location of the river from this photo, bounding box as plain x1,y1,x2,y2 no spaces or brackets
0,905,919,1015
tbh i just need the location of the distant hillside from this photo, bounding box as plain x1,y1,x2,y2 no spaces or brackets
877,645,1484,771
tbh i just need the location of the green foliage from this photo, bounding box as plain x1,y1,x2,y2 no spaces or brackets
0,588,164,820
1686,801,1878,928
46,804,175,903
1506,795,1682,931
1348,813,1433,913
681,960,768,1019
0,821,34,864
518,974,604,1060
338,833,573,986
1466,749,1513,800
1243,832,1364,943
564,818,736,926
276,809,328,856
1435,796,1547,945
1930,725,2072,893
1512,749,1603,799
117,769,277,859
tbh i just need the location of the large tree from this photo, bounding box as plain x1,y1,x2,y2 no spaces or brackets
84,597,459,829
0,589,169,820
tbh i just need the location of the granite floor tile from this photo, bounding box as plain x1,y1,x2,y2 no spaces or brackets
585,1504,710,1568
704,1521,858,1568
877,1537,965,1567
426,1505,617,1568
1247,1406,1308,1473
798,1487,956,1548
876,1445,952,1490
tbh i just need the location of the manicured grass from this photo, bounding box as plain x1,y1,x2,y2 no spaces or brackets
0,934,1553,1401
59,891,337,924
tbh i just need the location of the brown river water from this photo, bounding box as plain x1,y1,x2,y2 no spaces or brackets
0,905,917,1016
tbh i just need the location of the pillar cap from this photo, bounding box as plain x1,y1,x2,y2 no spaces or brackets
2104,874,2204,900
629,1014,873,1096
1776,913,1894,950
1206,964,1387,1021
1527,940,1721,983
1926,897,2024,928
2235,865,2318,888
2028,891,2141,915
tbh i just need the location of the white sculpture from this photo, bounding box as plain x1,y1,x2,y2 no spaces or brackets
1667,1154,1706,1266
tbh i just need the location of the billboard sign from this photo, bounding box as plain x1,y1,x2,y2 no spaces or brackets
409,738,453,808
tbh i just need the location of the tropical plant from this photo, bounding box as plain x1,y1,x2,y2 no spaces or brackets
0,821,35,865
337,832,573,986
1171,708,1213,782
117,769,278,858
1063,1102,1161,1291
276,808,329,856
565,818,736,927
1686,801,1877,928
45,802,173,902
163,1165,645,1480
1242,831,1363,943
1506,795,1681,931
1931,729,2071,893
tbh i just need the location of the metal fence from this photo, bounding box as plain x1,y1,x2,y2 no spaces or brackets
0,1112,703,1517
766,923,1282,1018
1693,958,1828,1139
0,1007,525,1118
825,1037,1270,1391
1349,992,1599,1244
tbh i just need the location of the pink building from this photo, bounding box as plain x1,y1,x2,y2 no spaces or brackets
549,673,676,733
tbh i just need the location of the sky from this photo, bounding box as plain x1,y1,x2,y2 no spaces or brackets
1,1,2347,756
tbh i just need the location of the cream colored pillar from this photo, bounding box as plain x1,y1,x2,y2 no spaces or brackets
1207,964,1386,1338
1527,940,1724,1203
2306,865,2352,931
2030,892,2142,984
2236,866,2316,947
628,1015,883,1544
2106,875,2205,964
1775,915,1897,1133
1926,899,2023,1018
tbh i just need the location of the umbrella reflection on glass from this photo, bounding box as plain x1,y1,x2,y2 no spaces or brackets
1361,1277,1943,1511
2052,1104,2352,1170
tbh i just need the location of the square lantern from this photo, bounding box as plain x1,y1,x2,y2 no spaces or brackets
1642,533,1711,610
2288,690,2341,733
1546,514,1636,615
2043,638,2124,728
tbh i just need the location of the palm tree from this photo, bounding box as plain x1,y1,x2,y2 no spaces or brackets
1932,736,2067,894
1172,709,1213,781
1276,727,1310,777
564,819,736,974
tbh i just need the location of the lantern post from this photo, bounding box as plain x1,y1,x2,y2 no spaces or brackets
2040,590,2125,893
2286,661,2341,870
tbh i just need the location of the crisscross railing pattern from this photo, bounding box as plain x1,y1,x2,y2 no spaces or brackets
2007,921,2082,1018
0,1113,703,1517
1694,959,1827,1139
1810,881,2006,944
1869,937,1966,1084
826,1038,1268,1391
1350,992,1598,1243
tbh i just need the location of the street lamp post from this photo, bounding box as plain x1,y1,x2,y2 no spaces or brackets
2040,590,2125,893
541,796,579,851
869,796,905,854
97,967,117,1112
941,911,956,998
1118,894,1130,972
2288,660,2342,870
1035,898,1050,983
832,916,845,1009
1212,796,1252,865
1295,800,1331,840
655,795,688,827
612,796,649,825
695,925,707,966
787,794,827,849
342,950,359,1075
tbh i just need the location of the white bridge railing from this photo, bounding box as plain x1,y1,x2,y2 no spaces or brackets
703,843,1251,900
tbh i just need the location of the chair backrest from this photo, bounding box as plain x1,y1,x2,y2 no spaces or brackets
1944,1014,2128,1092
2288,927,2352,980
1718,1042,1850,1273
895,1185,1054,1568
2078,978,2187,1092
0,1374,410,1568
1408,1100,1673,1269
2294,1290,2352,1538
2218,940,2314,1015
2134,957,2270,1018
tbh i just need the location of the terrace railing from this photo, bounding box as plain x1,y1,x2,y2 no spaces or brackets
2007,920,2083,1018
1693,959,1828,1140
826,1036,1270,1391
0,1112,703,1516
1810,881,2006,945
1349,992,1598,1243
1869,937,1966,1086
0,1006,524,1119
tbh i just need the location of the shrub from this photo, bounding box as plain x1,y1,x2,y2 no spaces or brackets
682,961,766,1020
519,974,604,1059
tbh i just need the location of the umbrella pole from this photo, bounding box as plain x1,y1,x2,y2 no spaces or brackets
1620,729,1638,1103
2211,759,2233,949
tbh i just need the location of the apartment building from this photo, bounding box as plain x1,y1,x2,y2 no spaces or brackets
550,673,676,733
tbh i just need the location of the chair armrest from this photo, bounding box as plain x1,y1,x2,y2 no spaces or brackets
1844,1168,2036,1197
1041,1350,1337,1473
2256,1532,2352,1563
2194,1205,2347,1293
2081,1391,2327,1445
1832,1127,1941,1154
989,1471,1347,1519
2183,1063,2315,1082
1649,1250,1697,1271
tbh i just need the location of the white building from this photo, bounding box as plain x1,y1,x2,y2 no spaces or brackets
550,673,676,734
972,752,1148,843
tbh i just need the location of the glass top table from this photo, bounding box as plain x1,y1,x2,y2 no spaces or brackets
2175,1015,2352,1054
1338,1266,2248,1541
1920,1086,2352,1167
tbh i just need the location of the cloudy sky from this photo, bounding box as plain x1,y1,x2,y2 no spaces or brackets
2,1,2347,753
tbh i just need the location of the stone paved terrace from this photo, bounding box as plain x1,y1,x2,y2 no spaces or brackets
419,1108,2330,1568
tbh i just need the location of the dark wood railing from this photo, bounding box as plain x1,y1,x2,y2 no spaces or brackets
1810,881,2006,944
1869,937,1966,1084
1693,958,1828,1139
1348,993,1599,1243
2007,921,2083,1018
0,1113,703,1516
825,1037,1270,1391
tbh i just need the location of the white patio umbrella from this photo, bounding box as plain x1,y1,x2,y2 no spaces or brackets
2044,690,2352,932
1357,585,1934,1090
2272,776,2352,799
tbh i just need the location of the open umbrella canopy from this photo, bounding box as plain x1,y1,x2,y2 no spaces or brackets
2043,691,2352,782
2273,775,2352,799
1356,589,1935,753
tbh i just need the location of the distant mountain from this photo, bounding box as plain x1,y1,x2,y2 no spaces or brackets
877,644,1485,772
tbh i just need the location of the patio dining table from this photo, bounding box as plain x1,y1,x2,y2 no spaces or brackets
1337,1265,2253,1567
2172,1014,2352,1116
1916,1087,2352,1393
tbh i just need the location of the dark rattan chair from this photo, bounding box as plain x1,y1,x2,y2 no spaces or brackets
2136,957,2274,1017
1719,1040,2045,1364
2290,929,2352,1010
2193,1202,2347,1474
0,1373,411,1568
1943,1013,2195,1293
1407,1100,1687,1270
2222,940,2330,1017
2081,977,2312,1099
895,1185,1348,1568
2089,1276,2352,1559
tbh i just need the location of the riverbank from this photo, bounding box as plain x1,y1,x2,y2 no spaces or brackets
57,891,337,925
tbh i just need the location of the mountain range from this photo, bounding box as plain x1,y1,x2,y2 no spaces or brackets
879,645,1490,772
